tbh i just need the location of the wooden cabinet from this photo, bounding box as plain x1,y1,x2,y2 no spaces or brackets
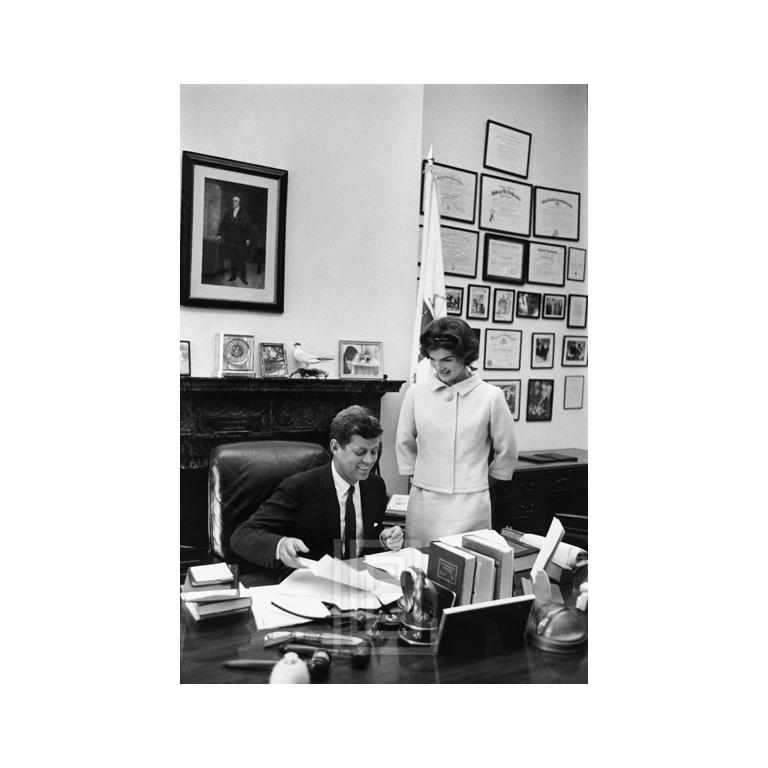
491,449,587,536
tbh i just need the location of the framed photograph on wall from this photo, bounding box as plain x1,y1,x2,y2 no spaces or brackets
531,332,555,369
562,335,588,367
419,225,478,277
467,284,490,320
483,120,532,179
446,286,464,316
484,328,522,370
339,341,384,379
259,342,288,378
181,151,287,313
542,293,566,320
420,161,477,224
568,247,587,281
482,234,527,284
488,380,522,420
533,186,581,241
180,340,191,377
527,241,566,286
478,174,532,236
526,379,554,422
564,375,585,410
567,294,588,329
516,291,542,319
492,288,515,323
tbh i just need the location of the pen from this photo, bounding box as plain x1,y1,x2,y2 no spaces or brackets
263,630,364,649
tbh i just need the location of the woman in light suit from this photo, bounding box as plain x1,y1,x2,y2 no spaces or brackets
395,317,518,545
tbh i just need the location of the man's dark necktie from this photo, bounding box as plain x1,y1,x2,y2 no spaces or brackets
343,485,356,559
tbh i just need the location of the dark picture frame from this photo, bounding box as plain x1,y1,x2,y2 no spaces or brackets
527,241,566,287
483,120,532,179
563,375,585,410
567,294,588,329
526,379,554,422
530,332,555,369
488,380,522,421
492,287,515,323
533,186,581,241
482,234,527,284
478,174,532,236
562,335,588,367
259,342,288,378
467,284,490,320
420,161,477,224
542,293,566,320
180,340,191,377
181,151,288,313
516,291,542,319
567,247,587,282
446,285,465,316
484,328,522,371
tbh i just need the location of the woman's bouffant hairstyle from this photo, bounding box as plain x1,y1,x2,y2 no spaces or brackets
419,317,479,366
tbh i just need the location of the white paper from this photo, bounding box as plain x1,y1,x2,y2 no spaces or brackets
531,518,565,576
245,585,316,630
519,533,587,568
437,528,508,548
187,562,233,584
363,547,429,579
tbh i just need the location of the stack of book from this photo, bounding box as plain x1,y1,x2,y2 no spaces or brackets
180,562,252,621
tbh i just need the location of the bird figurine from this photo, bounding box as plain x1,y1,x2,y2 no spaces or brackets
290,342,333,379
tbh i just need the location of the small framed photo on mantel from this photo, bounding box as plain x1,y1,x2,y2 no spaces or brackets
180,340,191,377
259,342,288,378
339,341,384,379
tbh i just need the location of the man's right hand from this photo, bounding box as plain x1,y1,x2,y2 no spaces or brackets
277,537,309,568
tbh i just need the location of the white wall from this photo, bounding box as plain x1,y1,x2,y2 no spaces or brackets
422,84,588,451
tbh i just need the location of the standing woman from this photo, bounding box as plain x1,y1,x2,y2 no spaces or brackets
395,317,518,544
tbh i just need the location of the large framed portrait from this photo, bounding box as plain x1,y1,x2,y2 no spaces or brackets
420,225,478,277
478,174,532,236
533,186,581,241
568,247,587,281
492,287,515,323
339,341,384,379
484,328,522,371
526,379,554,422
467,284,490,320
527,241,566,286
420,161,477,224
259,342,288,378
563,375,585,410
482,234,527,284
516,291,542,319
483,120,532,179
542,293,566,320
567,294,588,329
181,151,287,313
488,380,522,420
562,335,588,367
530,332,555,369
180,340,191,377
445,285,464,316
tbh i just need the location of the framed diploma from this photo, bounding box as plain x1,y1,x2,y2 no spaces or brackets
563,375,585,410
567,294,588,329
492,288,515,323
467,284,490,320
526,379,554,422
531,332,555,369
420,161,477,224
483,120,532,179
568,247,587,281
484,328,522,371
527,241,566,287
479,174,532,236
533,186,581,241
488,380,522,420
482,234,527,284
562,335,588,367
419,225,478,277
446,285,464,316
542,293,566,320
516,291,542,319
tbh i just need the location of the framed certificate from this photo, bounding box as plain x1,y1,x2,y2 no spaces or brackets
542,293,566,320
482,234,527,284
526,379,554,422
484,120,532,179
479,174,532,236
527,241,566,286
563,375,585,410
568,247,587,281
562,335,588,367
419,225,478,277
446,286,464,316
420,161,477,224
567,294,588,329
533,186,581,241
492,288,515,323
484,328,522,371
531,332,555,369
467,284,490,320
488,380,522,420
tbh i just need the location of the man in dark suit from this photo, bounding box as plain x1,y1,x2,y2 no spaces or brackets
231,406,404,569
216,194,252,285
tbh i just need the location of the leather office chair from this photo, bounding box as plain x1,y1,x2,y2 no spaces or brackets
208,440,330,572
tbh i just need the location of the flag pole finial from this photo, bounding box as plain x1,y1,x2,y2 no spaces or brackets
426,144,434,165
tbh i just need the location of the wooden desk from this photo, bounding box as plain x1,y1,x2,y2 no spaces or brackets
180,561,588,684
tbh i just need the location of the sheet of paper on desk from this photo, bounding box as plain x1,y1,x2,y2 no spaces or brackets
437,529,508,548
363,547,429,579
246,585,325,630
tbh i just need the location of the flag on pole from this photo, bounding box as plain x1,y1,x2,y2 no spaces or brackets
409,148,447,382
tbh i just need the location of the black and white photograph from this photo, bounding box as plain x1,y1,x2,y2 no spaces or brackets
338,341,383,379
562,335,588,366
259,342,288,377
516,290,542,319
446,285,464,316
492,287,515,323
530,332,555,369
542,293,566,320
180,340,191,377
467,284,490,320
488,380,522,420
526,378,554,421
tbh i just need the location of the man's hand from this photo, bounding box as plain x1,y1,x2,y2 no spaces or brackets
277,537,309,568
380,525,404,551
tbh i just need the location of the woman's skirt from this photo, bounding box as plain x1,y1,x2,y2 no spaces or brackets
405,486,491,547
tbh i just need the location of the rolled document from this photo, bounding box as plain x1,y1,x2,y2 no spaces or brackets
518,533,587,568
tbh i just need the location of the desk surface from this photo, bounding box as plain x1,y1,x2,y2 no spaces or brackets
180,560,588,684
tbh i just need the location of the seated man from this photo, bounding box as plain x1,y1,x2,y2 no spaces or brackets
231,406,404,569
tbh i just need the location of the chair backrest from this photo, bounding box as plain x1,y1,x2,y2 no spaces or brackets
208,440,330,562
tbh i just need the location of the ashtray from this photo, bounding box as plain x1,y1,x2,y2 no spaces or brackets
525,603,587,653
